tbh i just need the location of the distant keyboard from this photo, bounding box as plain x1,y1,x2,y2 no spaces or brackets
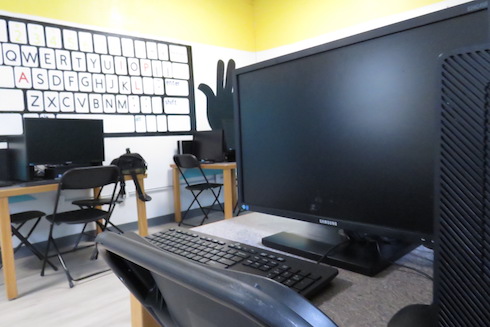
0,15,194,136
146,228,339,299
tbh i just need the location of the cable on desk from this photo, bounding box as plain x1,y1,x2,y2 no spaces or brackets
316,239,351,265
392,262,433,281
407,252,434,264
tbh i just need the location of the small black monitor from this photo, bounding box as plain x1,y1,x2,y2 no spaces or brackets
192,130,225,163
24,118,104,165
9,118,105,181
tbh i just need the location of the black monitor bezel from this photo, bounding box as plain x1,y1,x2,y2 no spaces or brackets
23,118,105,166
233,0,489,244
192,129,226,163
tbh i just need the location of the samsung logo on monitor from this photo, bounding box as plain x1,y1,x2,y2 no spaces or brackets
318,219,338,227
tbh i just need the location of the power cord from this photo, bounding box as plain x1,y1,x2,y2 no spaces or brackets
392,262,433,281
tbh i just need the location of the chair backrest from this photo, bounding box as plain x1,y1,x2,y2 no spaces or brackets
174,154,213,186
173,154,200,169
52,166,120,217
96,232,338,327
59,165,120,190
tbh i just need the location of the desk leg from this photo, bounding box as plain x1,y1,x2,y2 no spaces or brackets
135,175,149,236
0,197,18,300
130,295,160,327
223,169,235,219
172,167,182,223
231,169,237,211
130,176,160,327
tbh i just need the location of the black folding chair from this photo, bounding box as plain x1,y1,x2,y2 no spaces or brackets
173,154,223,226
41,165,120,288
70,181,125,251
0,211,57,270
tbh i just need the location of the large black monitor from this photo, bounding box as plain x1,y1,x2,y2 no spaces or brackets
10,118,105,181
234,1,489,275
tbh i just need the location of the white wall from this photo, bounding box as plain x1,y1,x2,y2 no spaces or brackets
6,22,256,243
255,0,473,63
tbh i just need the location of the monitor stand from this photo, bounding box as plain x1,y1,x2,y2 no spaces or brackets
262,227,419,276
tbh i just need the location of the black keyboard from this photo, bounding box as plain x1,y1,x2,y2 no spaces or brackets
146,228,338,299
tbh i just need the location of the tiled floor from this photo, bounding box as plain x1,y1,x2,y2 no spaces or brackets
0,212,224,327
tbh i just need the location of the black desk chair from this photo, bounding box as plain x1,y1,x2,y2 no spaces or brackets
0,211,57,271
96,231,338,327
41,165,120,288
173,154,223,226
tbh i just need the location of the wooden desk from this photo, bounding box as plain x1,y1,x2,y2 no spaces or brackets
132,212,433,326
193,213,433,327
0,174,148,301
171,162,237,221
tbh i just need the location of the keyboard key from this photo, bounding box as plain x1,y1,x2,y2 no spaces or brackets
45,26,62,48
0,20,8,42
207,260,228,269
3,43,21,65
0,66,15,87
93,34,108,54
107,36,121,56
0,89,24,111
167,115,191,132
27,23,45,46
78,31,93,52
169,45,188,63
218,258,235,266
283,279,297,287
0,113,23,135
293,278,316,291
9,21,27,44
63,29,78,50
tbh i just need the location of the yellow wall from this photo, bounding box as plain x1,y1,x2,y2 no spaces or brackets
0,0,256,50
0,0,454,51
252,0,448,51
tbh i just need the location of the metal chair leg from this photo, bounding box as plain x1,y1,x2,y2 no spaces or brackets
72,223,89,251
11,227,58,271
41,224,55,276
50,238,75,288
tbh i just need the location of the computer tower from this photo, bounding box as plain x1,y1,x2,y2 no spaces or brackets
8,134,31,181
434,44,490,326
177,140,194,155
0,149,10,181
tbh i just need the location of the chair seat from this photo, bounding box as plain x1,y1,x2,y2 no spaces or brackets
72,198,113,207
186,183,222,191
45,208,109,225
10,210,45,224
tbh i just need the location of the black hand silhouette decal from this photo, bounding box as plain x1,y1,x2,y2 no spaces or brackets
198,59,236,149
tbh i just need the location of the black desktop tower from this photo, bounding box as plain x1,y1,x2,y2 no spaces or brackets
177,140,194,155
434,45,490,326
8,134,31,181
0,149,10,181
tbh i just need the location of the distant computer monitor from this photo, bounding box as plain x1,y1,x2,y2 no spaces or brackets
24,118,104,165
9,118,104,181
193,130,225,162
